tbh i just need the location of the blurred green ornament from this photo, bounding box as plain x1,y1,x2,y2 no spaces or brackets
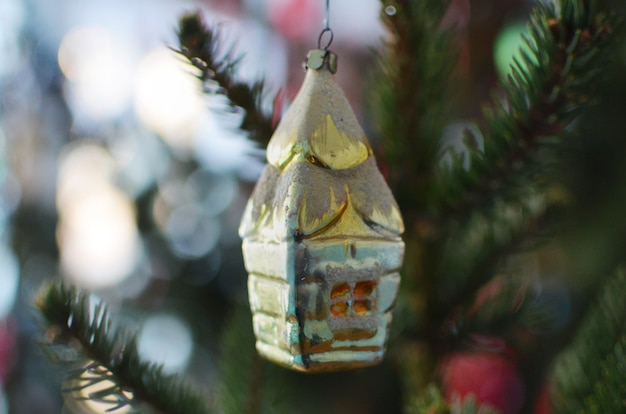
239,49,405,372
494,21,538,79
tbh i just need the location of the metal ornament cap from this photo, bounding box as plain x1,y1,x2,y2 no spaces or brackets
306,49,337,73
239,49,405,373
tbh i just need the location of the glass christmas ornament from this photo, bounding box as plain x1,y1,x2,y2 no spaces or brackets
239,48,404,372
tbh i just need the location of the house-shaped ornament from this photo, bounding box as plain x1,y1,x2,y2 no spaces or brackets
239,50,405,372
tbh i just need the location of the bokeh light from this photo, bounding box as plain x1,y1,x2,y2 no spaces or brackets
193,113,260,175
186,169,237,217
58,27,135,121
0,0,25,79
267,0,321,41
56,144,116,211
0,245,19,319
165,204,221,259
137,313,193,374
134,48,204,151
0,126,22,237
107,130,170,198
331,0,385,45
57,143,142,289
63,367,133,414
152,170,231,260
494,21,538,79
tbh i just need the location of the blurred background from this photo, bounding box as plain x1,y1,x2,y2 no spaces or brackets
0,0,622,412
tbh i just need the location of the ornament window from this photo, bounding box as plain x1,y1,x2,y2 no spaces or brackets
330,280,376,317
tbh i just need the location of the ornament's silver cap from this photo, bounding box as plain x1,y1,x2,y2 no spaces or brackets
306,49,338,74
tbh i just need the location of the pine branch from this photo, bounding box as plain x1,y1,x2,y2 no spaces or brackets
371,0,461,339
175,11,276,146
437,192,564,306
454,399,499,414
372,0,459,217
405,383,449,414
407,388,501,414
578,335,626,413
452,272,571,355
550,267,626,412
434,0,616,220
431,0,619,320
36,282,212,414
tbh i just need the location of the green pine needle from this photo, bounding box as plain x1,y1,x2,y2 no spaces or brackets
453,397,500,414
405,383,450,414
371,0,461,336
431,0,618,312
36,282,213,414
435,0,616,219
175,11,276,146
550,267,626,413
437,191,564,306
373,0,459,217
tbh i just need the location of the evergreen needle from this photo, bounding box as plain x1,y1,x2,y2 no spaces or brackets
35,282,213,414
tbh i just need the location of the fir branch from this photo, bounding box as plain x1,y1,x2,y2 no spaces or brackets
405,382,503,413
405,383,449,414
550,267,626,412
175,11,276,146
578,335,626,413
36,282,212,414
434,0,616,219
372,0,461,339
454,272,568,352
373,0,459,217
449,395,499,414
438,194,546,300
437,191,563,306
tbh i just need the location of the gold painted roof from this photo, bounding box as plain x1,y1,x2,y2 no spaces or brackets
266,63,373,170
240,53,404,242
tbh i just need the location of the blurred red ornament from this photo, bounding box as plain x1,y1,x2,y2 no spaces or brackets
0,317,17,384
268,0,321,41
439,335,526,414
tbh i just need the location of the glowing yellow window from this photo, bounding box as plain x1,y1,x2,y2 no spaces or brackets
329,281,376,317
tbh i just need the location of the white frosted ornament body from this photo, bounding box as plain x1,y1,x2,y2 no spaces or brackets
239,50,404,372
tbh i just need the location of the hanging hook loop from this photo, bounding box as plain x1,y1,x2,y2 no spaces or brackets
317,27,334,50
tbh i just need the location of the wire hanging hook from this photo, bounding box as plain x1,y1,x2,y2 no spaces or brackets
324,0,330,29
317,0,333,50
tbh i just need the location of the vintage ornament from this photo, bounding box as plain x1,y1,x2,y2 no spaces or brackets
239,47,405,372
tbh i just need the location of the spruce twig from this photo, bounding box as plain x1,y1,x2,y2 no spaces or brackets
438,192,564,305
404,381,449,413
36,282,212,414
550,267,626,412
433,0,618,313
374,0,459,217
434,0,615,219
175,11,276,146
372,0,461,348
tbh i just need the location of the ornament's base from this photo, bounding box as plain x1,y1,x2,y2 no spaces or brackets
255,341,383,373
